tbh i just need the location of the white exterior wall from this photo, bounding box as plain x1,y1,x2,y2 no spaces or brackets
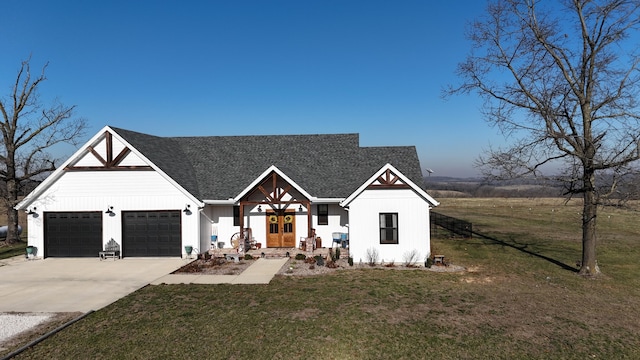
312,204,348,248
203,203,349,250
205,205,260,250
347,189,431,265
26,170,199,257
206,205,234,249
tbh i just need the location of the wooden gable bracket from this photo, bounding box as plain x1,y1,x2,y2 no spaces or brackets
65,132,152,171
247,172,296,207
367,168,411,189
239,170,313,239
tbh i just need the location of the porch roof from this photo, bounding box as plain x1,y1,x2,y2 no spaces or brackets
110,127,425,201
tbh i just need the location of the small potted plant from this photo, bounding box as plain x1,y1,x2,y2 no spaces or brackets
26,246,35,258
184,246,193,257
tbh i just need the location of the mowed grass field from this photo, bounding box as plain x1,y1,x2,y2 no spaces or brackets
12,198,640,359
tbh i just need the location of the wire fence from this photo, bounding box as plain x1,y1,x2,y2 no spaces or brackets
430,211,473,238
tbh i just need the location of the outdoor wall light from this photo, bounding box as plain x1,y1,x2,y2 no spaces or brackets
257,205,262,212
105,206,115,215
298,205,303,212
27,207,37,216
183,204,191,214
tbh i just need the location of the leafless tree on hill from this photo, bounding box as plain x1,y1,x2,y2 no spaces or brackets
0,57,87,244
448,0,640,276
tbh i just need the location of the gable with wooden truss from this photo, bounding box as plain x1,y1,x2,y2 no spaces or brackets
341,163,439,208
234,165,313,239
367,168,412,189
66,132,151,171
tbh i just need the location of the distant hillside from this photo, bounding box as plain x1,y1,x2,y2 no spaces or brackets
425,172,640,202
424,176,564,198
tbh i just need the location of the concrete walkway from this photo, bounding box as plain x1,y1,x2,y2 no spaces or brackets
151,257,288,285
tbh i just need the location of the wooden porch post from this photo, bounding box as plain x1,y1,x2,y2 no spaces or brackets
239,202,245,241
306,201,312,237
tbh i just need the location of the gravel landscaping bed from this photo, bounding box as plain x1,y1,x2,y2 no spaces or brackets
277,257,465,276
174,255,465,277
0,312,84,356
0,312,54,350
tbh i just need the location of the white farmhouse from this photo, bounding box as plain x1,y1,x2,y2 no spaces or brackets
17,126,439,262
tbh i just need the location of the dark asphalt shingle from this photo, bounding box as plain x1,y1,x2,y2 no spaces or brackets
110,127,424,201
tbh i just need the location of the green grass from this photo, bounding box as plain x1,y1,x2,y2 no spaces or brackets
10,198,640,359
0,239,27,260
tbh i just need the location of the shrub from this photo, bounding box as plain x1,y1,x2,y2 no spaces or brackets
348,256,354,266
295,253,306,260
366,248,379,266
244,254,254,260
403,249,419,267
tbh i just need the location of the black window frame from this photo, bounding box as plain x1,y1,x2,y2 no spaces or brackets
317,204,329,225
379,213,398,244
233,206,240,226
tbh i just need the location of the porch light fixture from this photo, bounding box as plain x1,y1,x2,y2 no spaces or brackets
183,204,191,214
105,206,114,215
27,207,37,216
257,205,262,212
298,205,303,212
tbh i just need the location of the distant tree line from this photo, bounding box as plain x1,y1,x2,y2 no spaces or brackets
425,174,640,203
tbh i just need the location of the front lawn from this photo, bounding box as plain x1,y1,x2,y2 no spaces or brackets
11,198,640,359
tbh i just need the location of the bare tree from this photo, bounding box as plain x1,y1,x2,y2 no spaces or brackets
0,57,87,244
449,0,640,276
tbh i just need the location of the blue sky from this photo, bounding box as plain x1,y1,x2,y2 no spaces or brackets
0,0,503,178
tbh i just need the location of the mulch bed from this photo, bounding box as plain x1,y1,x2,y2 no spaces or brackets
172,257,254,275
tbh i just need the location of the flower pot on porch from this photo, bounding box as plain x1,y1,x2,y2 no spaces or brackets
184,246,193,255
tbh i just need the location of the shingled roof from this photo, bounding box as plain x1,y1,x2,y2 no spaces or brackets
111,127,425,201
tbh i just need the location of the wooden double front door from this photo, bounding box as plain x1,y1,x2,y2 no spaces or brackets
266,210,296,248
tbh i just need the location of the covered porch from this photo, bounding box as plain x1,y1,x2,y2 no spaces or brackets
235,168,314,251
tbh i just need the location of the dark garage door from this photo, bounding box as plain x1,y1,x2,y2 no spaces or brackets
122,211,181,257
44,212,102,257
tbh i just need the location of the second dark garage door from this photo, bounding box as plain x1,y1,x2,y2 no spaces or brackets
122,211,181,257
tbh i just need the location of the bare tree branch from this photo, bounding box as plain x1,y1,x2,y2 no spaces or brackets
0,57,87,243
448,0,640,276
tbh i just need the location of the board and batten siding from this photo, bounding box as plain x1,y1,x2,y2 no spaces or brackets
347,188,431,265
312,204,348,248
203,203,348,250
26,170,199,257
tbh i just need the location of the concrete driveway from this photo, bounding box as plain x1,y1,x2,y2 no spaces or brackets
0,257,186,313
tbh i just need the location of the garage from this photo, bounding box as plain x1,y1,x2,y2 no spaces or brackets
44,212,103,257
122,211,181,257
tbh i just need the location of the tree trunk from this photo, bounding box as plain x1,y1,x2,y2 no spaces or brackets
5,203,20,244
4,150,21,244
579,170,600,276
